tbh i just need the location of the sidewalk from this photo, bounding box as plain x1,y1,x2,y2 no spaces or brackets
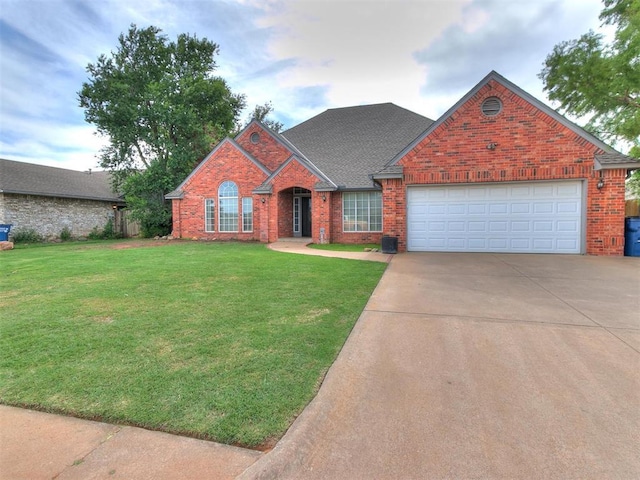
0,405,262,480
267,239,393,263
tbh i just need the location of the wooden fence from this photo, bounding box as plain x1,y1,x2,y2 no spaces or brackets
626,199,640,217
114,209,140,237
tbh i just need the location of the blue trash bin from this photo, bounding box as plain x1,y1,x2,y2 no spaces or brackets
624,217,640,257
0,224,11,241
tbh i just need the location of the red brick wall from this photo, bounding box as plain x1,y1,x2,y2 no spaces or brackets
236,123,292,172
392,79,625,255
586,168,627,255
171,140,267,241
278,190,294,238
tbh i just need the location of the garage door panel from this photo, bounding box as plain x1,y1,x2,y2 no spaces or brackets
449,221,465,232
407,181,582,253
488,238,509,249
447,204,466,215
490,187,509,198
557,220,579,232
468,188,488,198
468,204,487,214
533,202,554,214
511,203,531,214
510,238,532,249
534,185,554,196
533,221,554,232
468,238,488,249
428,221,445,232
468,221,487,232
489,221,508,232
557,183,580,196
533,239,554,250
511,186,532,196
557,239,579,251
511,221,531,232
557,202,579,213
447,238,466,248
489,204,508,214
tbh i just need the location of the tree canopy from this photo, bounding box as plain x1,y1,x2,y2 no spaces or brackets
79,25,245,236
539,0,639,157
244,102,284,133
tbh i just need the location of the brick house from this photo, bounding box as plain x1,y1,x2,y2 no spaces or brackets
0,159,136,239
167,71,639,255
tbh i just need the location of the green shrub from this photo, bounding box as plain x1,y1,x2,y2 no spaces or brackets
60,227,73,242
87,226,102,240
11,229,44,244
87,219,122,240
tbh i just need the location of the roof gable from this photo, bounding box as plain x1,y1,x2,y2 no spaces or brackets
234,120,304,172
389,71,638,169
0,158,121,202
254,154,337,194
165,138,270,199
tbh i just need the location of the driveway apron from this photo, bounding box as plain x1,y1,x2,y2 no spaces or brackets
239,253,640,480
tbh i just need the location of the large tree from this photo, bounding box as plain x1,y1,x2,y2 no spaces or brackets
244,102,284,133
539,0,639,158
79,25,245,236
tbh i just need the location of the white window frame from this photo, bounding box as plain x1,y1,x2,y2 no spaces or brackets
242,197,253,232
205,198,215,232
218,181,239,232
342,191,382,232
293,197,301,235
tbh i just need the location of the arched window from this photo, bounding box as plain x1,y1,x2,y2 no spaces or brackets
218,181,238,232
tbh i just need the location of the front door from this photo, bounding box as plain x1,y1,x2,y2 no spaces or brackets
293,195,312,237
301,197,312,237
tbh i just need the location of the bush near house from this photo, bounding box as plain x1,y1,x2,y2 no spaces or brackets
10,228,44,244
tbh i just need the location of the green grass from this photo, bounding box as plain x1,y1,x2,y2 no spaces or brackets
0,240,386,448
308,243,380,252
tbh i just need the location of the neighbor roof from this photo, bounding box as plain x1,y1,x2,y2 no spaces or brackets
282,103,433,189
0,158,122,202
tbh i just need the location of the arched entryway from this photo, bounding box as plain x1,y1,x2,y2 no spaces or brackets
277,187,312,238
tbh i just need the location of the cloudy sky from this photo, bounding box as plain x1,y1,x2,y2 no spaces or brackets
0,0,607,171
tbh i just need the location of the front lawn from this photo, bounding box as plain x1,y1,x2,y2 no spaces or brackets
0,240,386,448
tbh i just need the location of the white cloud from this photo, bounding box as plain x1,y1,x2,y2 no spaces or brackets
0,0,616,171
259,0,472,119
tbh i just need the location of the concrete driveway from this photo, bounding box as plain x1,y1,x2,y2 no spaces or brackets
240,253,640,480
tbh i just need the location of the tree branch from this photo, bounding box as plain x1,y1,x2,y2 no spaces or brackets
133,140,149,168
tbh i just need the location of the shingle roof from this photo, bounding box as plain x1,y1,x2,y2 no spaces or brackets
0,158,122,202
594,152,640,170
281,103,433,189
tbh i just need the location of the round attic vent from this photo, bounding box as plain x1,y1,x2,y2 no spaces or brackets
250,132,260,144
481,97,502,116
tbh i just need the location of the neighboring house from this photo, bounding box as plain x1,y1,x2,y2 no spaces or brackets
167,71,639,255
0,158,135,239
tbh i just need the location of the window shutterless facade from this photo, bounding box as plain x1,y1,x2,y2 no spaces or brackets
242,197,253,232
219,181,239,232
205,199,215,232
343,191,382,232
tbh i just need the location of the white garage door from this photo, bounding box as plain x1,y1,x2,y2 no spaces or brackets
407,181,583,253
